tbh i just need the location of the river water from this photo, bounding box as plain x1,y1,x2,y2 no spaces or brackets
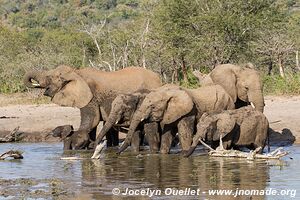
0,143,298,200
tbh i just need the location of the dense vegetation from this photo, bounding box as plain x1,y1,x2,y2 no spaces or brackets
0,0,299,94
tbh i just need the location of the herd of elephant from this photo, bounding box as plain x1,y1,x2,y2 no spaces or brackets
23,63,268,157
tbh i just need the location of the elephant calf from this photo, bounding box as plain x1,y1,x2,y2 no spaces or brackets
51,125,75,150
185,106,269,157
94,90,160,153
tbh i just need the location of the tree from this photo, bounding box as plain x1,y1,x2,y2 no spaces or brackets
254,30,294,77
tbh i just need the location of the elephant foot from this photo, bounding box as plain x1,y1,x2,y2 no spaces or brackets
160,148,170,154
149,146,159,154
132,146,140,153
181,150,189,155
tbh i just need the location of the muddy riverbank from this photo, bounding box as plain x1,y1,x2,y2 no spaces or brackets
0,95,299,144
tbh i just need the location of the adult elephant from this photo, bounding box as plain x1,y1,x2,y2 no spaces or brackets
24,65,162,149
118,84,235,154
193,63,264,112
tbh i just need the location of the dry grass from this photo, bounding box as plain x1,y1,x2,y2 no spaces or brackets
0,91,50,107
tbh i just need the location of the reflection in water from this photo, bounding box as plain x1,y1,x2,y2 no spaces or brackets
0,143,298,200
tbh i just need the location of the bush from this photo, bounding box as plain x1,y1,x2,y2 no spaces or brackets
263,74,300,95
179,70,199,89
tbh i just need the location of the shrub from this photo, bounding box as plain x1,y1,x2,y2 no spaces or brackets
263,74,300,95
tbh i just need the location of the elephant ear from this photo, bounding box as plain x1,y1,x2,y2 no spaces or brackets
52,71,93,108
210,65,238,102
161,90,194,125
213,113,236,141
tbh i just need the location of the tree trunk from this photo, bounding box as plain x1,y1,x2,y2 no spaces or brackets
296,50,299,71
267,60,273,75
181,55,188,82
172,58,179,83
278,56,285,78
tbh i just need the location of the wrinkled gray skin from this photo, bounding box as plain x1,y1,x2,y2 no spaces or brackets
185,106,269,157
51,125,74,150
24,66,162,150
118,84,235,154
193,63,265,112
94,90,160,153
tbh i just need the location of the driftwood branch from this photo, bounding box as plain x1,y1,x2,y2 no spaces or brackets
0,150,23,160
208,147,288,160
91,140,107,159
200,138,288,160
0,127,22,143
199,139,214,151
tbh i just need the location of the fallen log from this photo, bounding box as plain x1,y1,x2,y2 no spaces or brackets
60,157,85,160
0,150,23,160
202,135,288,160
208,147,288,160
0,127,22,143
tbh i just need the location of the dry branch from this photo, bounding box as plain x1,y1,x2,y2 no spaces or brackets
0,150,23,160
91,140,107,159
201,137,288,160
60,157,85,160
208,147,288,160
0,127,22,143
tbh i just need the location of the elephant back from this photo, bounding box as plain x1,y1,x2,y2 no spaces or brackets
185,84,235,114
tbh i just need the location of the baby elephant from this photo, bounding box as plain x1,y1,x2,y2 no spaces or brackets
51,125,74,150
185,106,269,157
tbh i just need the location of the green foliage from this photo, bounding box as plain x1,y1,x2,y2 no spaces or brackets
263,74,300,95
0,26,95,93
0,0,299,94
179,70,199,89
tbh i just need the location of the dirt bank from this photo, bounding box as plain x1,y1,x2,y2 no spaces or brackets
0,94,299,144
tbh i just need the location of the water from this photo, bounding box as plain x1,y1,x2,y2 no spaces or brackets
0,143,299,200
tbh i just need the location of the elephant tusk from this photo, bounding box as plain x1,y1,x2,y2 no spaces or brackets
32,83,40,87
115,121,118,124
140,118,144,122
250,102,255,109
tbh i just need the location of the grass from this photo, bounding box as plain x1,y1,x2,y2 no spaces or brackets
263,74,300,95
0,92,50,106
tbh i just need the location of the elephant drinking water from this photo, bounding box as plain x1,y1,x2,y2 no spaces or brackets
24,65,162,149
117,84,235,154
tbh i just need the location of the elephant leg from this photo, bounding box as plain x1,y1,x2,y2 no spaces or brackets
73,102,100,150
177,115,195,154
144,122,160,153
254,120,268,154
160,124,176,154
106,128,119,147
63,137,72,150
131,130,141,153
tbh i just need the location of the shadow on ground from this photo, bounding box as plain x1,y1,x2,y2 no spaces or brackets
269,128,296,146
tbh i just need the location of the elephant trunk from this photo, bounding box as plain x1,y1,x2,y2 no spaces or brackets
184,145,197,157
117,106,150,154
184,127,206,157
23,70,47,88
117,116,142,154
94,113,121,148
248,89,264,112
